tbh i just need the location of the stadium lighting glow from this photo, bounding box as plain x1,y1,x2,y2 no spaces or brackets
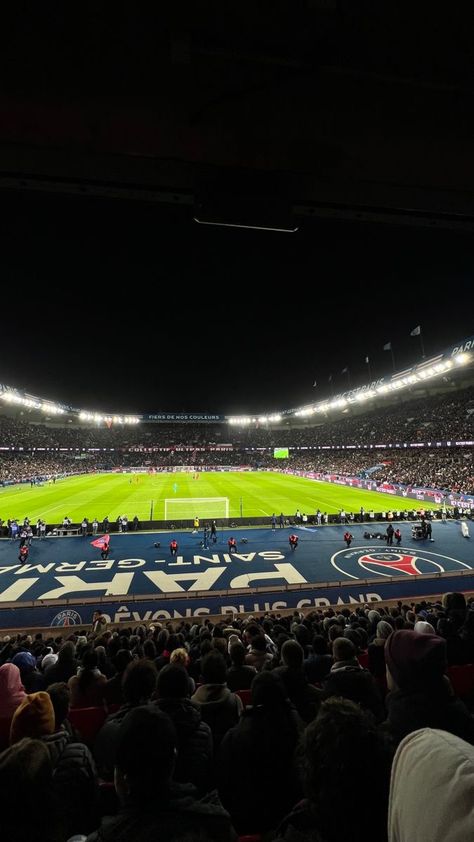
455,353,470,365
41,403,65,415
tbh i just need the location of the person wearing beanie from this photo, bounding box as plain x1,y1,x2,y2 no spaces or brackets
41,652,59,672
10,691,98,838
10,692,55,743
389,728,474,842
384,630,474,746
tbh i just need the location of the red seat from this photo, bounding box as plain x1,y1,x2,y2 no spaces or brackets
447,665,474,703
236,689,252,708
237,837,262,842
69,706,107,745
106,703,121,715
358,651,369,669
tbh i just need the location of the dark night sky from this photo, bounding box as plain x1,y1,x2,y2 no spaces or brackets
0,191,472,415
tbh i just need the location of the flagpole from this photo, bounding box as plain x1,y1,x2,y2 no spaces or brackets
419,331,426,359
366,357,372,382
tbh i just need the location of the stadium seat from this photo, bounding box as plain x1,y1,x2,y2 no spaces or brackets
447,665,474,704
106,703,121,715
358,651,369,669
236,689,252,708
68,706,107,745
237,836,262,842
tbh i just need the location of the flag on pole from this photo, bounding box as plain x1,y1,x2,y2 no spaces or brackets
91,535,110,550
341,367,348,374
328,374,332,382
383,342,392,351
365,356,369,364
312,380,317,388
410,325,421,336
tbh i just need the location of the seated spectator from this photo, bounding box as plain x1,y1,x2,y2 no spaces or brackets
191,652,242,751
389,728,474,842
10,691,98,838
226,642,257,691
368,620,393,678
0,738,61,842
0,663,26,720
323,637,384,722
275,698,392,842
93,659,157,780
244,633,273,671
155,665,213,792
170,647,196,694
384,630,474,745
102,649,133,707
275,639,322,723
68,648,107,707
304,635,333,685
43,640,78,686
12,651,44,693
46,681,76,737
218,671,303,835
86,706,235,842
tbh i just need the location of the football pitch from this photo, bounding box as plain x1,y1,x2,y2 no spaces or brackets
0,471,434,524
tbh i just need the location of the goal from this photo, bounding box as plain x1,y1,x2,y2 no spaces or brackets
164,497,230,520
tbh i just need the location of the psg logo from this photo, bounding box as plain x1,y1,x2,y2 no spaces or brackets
50,609,83,627
331,546,473,580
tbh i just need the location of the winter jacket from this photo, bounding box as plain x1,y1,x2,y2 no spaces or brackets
42,728,98,838
191,684,242,750
155,697,213,791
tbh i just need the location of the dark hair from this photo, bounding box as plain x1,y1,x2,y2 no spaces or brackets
298,699,392,842
77,648,99,692
157,664,189,699
0,739,60,842
122,659,157,705
201,651,227,684
47,682,70,728
229,643,246,666
116,707,176,800
332,637,356,662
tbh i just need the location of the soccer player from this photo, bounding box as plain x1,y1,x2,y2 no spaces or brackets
228,536,237,553
19,545,29,564
170,539,178,556
289,534,298,550
344,531,353,548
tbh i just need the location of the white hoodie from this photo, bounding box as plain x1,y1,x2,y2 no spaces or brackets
388,727,474,842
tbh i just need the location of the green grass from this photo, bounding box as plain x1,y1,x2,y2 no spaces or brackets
0,471,438,523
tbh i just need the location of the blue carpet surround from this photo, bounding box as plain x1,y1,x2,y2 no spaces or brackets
0,521,472,628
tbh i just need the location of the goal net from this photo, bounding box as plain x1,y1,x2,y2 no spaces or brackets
164,497,230,520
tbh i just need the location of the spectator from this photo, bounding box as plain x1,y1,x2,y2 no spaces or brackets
191,652,242,751
0,738,61,842
155,665,213,793
226,643,257,691
68,648,107,707
86,706,235,842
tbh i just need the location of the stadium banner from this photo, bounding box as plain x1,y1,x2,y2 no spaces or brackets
1,572,474,629
288,470,474,509
145,413,225,422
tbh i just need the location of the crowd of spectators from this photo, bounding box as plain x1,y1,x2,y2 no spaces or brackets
2,593,474,840
0,386,472,494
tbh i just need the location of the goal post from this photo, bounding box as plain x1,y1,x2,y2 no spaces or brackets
164,497,230,520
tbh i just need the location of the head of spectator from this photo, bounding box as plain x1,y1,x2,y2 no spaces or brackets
414,620,436,635
389,728,474,842
157,664,189,700
385,630,447,692
143,639,157,660
332,637,359,668
311,635,329,655
10,691,55,744
251,670,289,709
294,698,391,842
122,659,157,706
41,652,58,672
0,738,59,842
0,663,26,718
201,651,227,685
46,682,70,730
281,639,304,669
114,707,177,805
229,642,246,667
169,647,190,670
376,620,394,640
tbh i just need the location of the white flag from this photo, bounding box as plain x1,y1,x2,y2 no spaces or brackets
410,325,421,336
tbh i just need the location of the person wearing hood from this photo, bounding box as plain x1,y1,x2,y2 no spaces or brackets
85,706,235,842
383,629,474,746
323,638,384,722
389,728,474,842
0,663,26,719
12,650,44,692
155,664,213,793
